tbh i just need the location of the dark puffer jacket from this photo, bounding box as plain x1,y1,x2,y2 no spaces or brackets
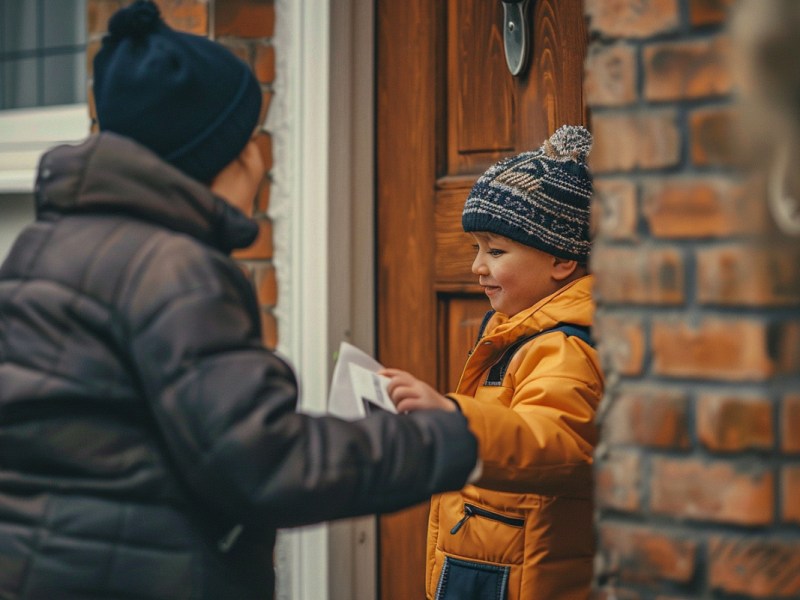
0,133,477,600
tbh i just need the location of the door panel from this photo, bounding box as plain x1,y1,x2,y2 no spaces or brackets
438,296,492,392
376,1,587,598
435,183,478,285
447,0,515,174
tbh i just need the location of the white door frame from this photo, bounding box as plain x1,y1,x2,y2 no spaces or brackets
269,0,376,598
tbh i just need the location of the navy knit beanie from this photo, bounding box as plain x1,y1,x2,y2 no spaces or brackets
462,125,594,263
93,0,262,184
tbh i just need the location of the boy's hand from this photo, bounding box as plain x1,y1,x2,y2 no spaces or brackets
379,369,457,413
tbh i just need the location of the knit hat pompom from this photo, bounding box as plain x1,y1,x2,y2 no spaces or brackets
544,124,593,163
108,0,161,40
462,124,594,262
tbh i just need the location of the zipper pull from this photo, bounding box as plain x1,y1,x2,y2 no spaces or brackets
450,505,474,534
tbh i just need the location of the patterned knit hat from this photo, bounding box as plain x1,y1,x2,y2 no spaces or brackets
462,125,594,262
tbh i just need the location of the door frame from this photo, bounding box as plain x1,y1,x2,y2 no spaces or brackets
270,0,377,599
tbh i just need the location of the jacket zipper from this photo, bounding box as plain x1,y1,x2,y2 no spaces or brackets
450,503,524,534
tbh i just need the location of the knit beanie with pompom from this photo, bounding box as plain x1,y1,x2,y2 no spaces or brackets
92,0,262,184
462,125,594,263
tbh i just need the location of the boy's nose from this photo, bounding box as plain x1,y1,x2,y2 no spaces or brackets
471,255,488,276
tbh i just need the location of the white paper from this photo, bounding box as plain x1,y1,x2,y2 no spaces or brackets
327,341,397,420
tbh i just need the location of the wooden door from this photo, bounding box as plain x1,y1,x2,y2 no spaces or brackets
375,1,588,597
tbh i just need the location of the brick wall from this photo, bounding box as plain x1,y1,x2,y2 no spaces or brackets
585,0,800,598
86,0,279,348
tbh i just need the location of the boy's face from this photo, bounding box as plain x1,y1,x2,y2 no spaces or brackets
470,232,563,317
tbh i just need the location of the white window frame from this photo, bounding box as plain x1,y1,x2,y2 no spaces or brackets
0,103,90,193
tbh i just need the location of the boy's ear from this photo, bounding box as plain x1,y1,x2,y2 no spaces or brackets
551,256,579,281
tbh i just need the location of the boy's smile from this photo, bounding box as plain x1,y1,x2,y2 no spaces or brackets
470,232,571,318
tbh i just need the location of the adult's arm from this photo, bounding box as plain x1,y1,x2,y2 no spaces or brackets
123,236,477,530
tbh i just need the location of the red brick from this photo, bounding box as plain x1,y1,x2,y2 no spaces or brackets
256,180,271,215
260,309,278,349
253,263,277,307
696,393,774,452
233,219,273,260
770,322,800,376
597,523,697,584
88,0,128,35
215,0,275,39
595,450,642,512
90,1,209,38
593,179,638,241
584,43,637,107
585,0,680,38
594,313,646,376
602,387,690,448
258,91,273,132
783,394,800,453
690,106,739,167
253,43,276,84
590,112,680,173
697,245,800,306
708,537,800,597
644,36,732,101
651,458,774,525
652,318,775,381
690,0,734,26
253,131,273,172
592,247,684,305
642,177,769,238
159,1,208,35
782,465,800,524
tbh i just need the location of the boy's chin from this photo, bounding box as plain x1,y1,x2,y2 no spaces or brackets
489,302,509,317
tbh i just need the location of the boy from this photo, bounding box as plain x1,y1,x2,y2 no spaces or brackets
0,2,477,599
383,125,603,600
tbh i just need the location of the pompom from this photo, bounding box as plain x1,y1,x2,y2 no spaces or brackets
108,0,161,40
544,125,593,162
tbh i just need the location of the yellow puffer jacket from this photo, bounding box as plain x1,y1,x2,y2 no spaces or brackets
427,275,602,600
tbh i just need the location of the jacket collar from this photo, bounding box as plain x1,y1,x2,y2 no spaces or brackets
483,275,595,342
34,132,259,253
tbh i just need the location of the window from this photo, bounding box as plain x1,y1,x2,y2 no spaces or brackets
0,0,89,194
1,0,87,109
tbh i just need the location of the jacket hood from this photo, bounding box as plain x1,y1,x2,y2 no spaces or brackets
484,274,595,341
34,132,259,253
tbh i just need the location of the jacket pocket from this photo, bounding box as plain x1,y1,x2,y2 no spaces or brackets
449,503,525,534
435,556,510,600
432,500,525,599
437,498,526,567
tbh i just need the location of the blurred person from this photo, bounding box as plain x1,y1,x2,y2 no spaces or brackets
731,0,800,235
0,2,477,598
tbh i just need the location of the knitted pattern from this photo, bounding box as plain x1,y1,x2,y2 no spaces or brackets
462,125,593,262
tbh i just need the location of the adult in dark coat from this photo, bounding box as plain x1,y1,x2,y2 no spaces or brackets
0,2,478,598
